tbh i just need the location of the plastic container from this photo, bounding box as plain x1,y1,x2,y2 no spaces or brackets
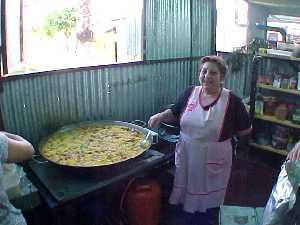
126,179,161,225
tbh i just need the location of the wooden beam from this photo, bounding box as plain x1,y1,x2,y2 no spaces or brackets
1,0,8,75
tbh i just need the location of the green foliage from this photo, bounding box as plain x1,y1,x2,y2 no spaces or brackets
227,38,268,73
247,38,268,55
43,8,76,38
227,46,246,73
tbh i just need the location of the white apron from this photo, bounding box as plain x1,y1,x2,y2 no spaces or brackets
169,86,232,213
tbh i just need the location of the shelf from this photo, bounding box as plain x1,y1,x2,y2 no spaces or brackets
258,53,300,63
254,114,300,129
257,84,300,96
249,141,288,156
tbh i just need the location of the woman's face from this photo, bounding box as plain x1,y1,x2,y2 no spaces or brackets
199,61,223,91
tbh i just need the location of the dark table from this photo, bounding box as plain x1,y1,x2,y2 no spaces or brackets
24,142,175,225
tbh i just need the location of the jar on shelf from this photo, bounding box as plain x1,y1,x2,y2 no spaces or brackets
274,103,288,120
281,76,289,89
289,77,297,89
264,96,277,116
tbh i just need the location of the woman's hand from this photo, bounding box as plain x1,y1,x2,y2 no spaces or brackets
287,141,300,161
148,109,177,128
148,113,163,128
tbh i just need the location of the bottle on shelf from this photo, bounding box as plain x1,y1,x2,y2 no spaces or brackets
273,73,281,88
255,93,264,115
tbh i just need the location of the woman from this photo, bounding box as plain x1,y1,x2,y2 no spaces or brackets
148,55,251,225
0,131,34,225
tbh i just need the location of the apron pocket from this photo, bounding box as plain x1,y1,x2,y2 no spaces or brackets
205,142,232,192
206,160,228,191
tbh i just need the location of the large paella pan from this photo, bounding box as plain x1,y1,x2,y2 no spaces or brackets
38,120,158,168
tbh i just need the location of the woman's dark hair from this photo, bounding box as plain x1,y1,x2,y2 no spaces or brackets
199,55,228,77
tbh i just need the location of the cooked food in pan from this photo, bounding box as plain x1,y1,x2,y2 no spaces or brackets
40,123,151,167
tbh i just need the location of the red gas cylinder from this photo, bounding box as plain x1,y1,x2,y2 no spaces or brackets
125,179,161,225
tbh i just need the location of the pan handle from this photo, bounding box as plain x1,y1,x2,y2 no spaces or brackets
32,154,48,164
130,120,147,128
130,120,159,144
149,130,159,144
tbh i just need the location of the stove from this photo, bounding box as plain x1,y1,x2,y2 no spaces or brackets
25,145,174,209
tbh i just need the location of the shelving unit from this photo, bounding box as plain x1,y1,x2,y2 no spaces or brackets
256,84,300,96
249,54,300,156
257,53,300,63
255,114,300,129
249,141,288,156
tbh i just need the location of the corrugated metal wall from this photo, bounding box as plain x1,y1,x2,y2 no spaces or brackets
1,60,193,146
144,0,212,59
191,0,213,56
145,0,191,59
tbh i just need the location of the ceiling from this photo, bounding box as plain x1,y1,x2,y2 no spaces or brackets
247,0,300,9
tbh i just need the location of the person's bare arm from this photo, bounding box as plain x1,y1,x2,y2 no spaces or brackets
1,132,34,163
148,109,177,128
